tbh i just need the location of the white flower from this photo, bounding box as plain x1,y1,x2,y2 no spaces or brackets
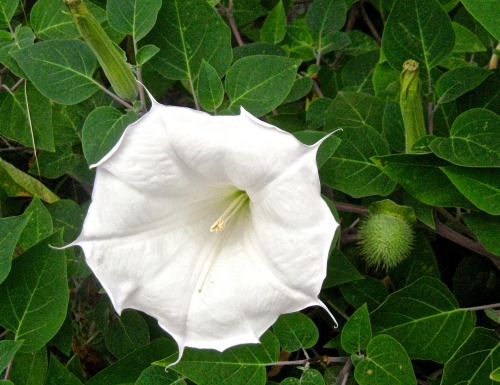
72,96,338,362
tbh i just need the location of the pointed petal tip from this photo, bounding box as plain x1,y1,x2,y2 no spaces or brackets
137,80,160,108
316,299,339,328
311,128,343,149
165,345,185,369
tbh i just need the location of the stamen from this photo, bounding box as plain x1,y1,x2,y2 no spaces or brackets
210,192,249,232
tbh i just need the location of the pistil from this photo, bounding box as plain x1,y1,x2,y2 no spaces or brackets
210,192,249,232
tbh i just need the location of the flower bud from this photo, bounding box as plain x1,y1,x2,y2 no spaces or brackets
400,59,426,153
65,0,138,102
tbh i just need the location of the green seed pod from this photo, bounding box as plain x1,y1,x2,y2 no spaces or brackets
65,0,138,102
400,59,426,153
358,200,416,269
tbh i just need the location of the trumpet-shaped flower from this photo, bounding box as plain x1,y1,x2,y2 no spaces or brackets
72,96,338,361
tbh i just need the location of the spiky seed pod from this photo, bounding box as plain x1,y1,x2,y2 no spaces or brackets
358,213,415,269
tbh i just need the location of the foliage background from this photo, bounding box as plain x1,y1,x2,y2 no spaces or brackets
0,0,499,384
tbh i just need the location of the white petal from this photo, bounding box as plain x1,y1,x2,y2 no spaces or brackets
74,104,338,358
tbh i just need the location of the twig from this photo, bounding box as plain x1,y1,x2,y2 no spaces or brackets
339,359,353,385
0,329,9,339
4,359,13,380
436,207,475,239
98,84,134,110
133,38,147,114
360,2,381,44
223,0,245,47
334,201,369,216
462,303,500,312
266,356,349,367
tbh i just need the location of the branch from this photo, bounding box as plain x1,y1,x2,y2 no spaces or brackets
266,356,349,367
223,0,244,47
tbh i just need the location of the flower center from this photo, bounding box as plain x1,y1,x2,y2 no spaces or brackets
210,191,249,232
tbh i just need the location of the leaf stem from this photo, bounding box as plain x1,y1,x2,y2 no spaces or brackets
97,84,134,110
133,37,147,114
266,356,349,366
462,303,500,312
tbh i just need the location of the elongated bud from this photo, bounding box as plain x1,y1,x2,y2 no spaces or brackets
65,0,138,102
400,60,426,153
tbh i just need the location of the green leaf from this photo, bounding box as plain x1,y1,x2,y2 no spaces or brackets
233,42,287,61
354,334,417,385
9,346,48,385
225,55,301,116
441,166,500,215
0,0,18,28
196,60,224,112
320,125,396,198
0,26,35,78
382,0,454,73
47,199,85,244
460,0,500,41
30,0,79,40
463,213,500,255
293,131,341,169
382,100,405,152
0,82,54,151
146,0,232,83
0,340,24,373
429,109,500,167
105,310,150,359
260,0,287,45
341,51,379,94
492,367,500,382
341,304,372,354
11,39,100,105
370,276,476,363
436,67,492,104
452,22,486,53
373,154,473,208
282,19,315,61
273,312,319,352
283,77,313,104
45,355,84,385
323,249,364,289
0,158,59,203
82,107,138,166
442,328,500,385
0,213,30,285
306,0,346,36
458,67,500,113
281,378,300,385
87,339,176,385
136,366,187,385
161,331,280,385
135,44,160,66
107,0,161,41
300,369,325,385
340,277,389,311
0,232,68,353
18,197,53,251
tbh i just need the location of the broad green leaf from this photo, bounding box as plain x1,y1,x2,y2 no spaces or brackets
0,82,54,151
372,61,399,99
340,277,389,311
45,355,84,385
283,77,313,104
107,0,161,41
373,154,473,208
452,22,486,53
233,42,287,61
324,92,385,132
0,340,24,372
87,339,175,385
232,0,268,26
355,334,416,385
458,68,500,113
159,331,280,385
429,109,500,167
370,276,476,363
0,26,35,78
0,158,59,203
135,44,160,66
485,309,500,324
323,249,364,289
306,0,346,36
9,346,48,385
463,213,500,255
341,51,379,94
29,150,81,180
341,304,372,354
492,367,500,382
0,213,30,285
320,126,396,198
460,0,500,41
225,55,301,116
0,232,68,353
105,310,150,359
260,0,287,45
382,100,405,152
442,328,500,385
282,19,315,61
47,199,85,244
300,369,325,385
281,378,300,385
197,60,224,112
11,39,100,105
18,197,53,251
441,166,500,215
136,366,187,385
293,131,341,169
306,97,333,130
146,0,232,82
30,0,79,40
436,67,492,104
382,0,454,73
82,107,138,166
0,0,18,28
273,312,319,352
